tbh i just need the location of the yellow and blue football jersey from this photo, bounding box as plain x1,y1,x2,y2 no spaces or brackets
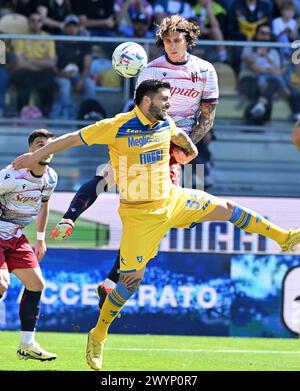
80,106,176,202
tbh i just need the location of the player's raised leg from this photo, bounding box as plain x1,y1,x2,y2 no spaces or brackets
13,266,57,361
96,251,119,310
200,198,300,250
170,187,300,251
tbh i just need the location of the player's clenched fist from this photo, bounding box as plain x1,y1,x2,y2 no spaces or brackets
50,218,74,240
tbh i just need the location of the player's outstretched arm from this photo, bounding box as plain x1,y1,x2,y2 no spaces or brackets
51,218,75,241
51,176,104,240
171,127,198,164
12,131,84,170
189,104,216,144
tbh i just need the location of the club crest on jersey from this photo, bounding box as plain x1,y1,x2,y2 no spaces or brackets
137,256,143,263
191,72,199,83
162,72,167,77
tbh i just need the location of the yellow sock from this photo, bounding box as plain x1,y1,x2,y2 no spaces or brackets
230,205,289,244
92,283,133,342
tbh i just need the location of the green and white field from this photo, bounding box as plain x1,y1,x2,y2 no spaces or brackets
0,332,300,371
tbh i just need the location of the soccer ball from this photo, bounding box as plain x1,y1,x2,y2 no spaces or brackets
112,42,148,78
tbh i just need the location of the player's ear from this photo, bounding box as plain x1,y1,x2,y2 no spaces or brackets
292,125,300,151
143,96,151,106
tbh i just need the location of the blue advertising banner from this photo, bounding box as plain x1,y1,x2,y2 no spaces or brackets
0,249,299,337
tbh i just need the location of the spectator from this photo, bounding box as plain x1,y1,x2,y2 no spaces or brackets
228,0,272,41
273,1,297,64
71,0,116,36
51,14,96,119
154,0,195,24
238,24,300,124
272,0,300,18
0,20,20,117
218,0,235,11
132,13,154,38
228,0,272,73
37,0,72,35
294,0,300,16
0,65,9,117
114,0,153,37
10,13,56,117
192,0,228,61
11,0,38,17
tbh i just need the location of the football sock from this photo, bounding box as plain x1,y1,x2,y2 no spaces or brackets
20,331,35,345
19,289,41,332
63,176,105,222
92,283,134,341
103,279,116,291
106,251,120,284
230,205,289,244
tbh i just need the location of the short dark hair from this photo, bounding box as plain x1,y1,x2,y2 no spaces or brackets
135,79,171,106
255,23,273,41
28,129,54,146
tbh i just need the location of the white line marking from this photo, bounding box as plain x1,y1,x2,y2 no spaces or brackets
1,345,300,354
106,347,300,354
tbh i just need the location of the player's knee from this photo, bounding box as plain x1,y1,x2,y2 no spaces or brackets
119,275,142,292
225,200,237,219
25,277,45,292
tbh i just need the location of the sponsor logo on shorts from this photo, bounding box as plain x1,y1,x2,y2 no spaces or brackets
185,195,211,211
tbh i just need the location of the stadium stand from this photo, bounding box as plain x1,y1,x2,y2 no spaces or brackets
0,0,299,198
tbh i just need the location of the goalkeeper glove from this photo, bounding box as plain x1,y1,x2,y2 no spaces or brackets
50,218,75,241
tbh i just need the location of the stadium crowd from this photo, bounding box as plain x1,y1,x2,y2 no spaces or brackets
0,0,300,124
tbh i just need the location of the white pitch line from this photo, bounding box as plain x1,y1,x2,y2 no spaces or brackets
106,347,300,355
1,345,299,354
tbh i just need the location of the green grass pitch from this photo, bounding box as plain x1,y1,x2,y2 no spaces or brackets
24,210,109,248
0,332,300,371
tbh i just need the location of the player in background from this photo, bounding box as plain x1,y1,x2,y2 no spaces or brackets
0,129,57,361
12,80,300,370
50,14,218,306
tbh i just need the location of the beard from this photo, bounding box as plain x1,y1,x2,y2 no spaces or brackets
39,156,52,166
149,103,167,121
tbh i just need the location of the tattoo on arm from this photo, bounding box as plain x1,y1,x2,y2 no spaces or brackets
120,274,142,292
171,128,197,156
189,104,216,144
